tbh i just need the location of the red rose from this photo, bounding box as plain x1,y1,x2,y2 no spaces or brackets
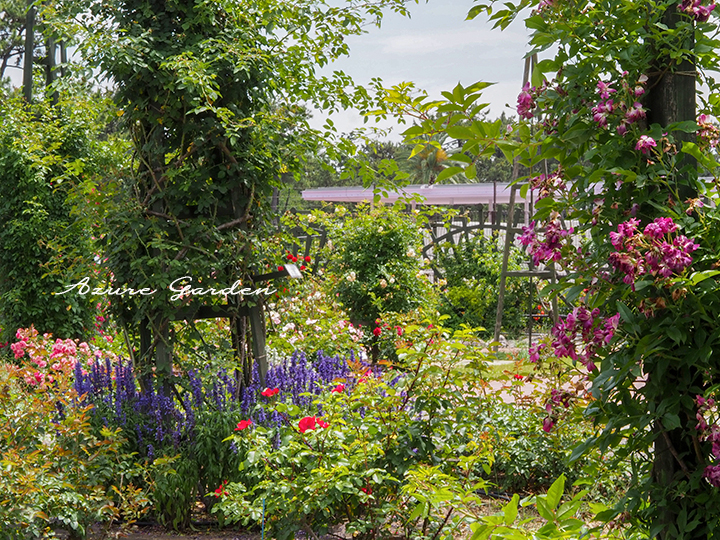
331,384,345,393
278,265,284,271
304,255,311,263
261,387,279,397
358,368,372,384
235,419,253,431
373,327,382,337
299,416,329,433
513,374,524,380
291,256,298,262
298,416,316,433
300,265,306,270
214,480,228,497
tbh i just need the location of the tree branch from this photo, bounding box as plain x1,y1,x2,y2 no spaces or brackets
217,215,249,230
661,430,691,478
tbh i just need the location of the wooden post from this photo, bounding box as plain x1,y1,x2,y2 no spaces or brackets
249,303,267,386
493,180,517,347
46,36,57,105
46,37,55,86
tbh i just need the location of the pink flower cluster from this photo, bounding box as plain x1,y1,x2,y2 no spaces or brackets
517,82,537,120
591,97,615,128
529,170,566,200
608,217,699,289
591,75,648,135
519,218,574,266
698,114,719,151
696,396,720,487
635,135,656,154
542,389,574,433
11,326,108,390
550,307,620,371
529,342,547,363
537,0,556,12
679,0,716,22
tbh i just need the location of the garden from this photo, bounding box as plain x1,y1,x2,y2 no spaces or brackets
2,0,720,539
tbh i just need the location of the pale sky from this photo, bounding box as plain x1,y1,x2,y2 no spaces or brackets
313,0,533,140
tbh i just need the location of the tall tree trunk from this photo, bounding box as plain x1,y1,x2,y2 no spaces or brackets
22,0,34,102
46,36,57,104
646,3,701,539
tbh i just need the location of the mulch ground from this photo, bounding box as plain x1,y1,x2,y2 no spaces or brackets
107,525,261,540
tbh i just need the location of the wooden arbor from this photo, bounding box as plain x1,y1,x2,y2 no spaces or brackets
132,187,303,391
137,267,298,391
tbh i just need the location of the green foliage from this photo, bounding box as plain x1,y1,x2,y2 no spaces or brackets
406,472,632,540
0,93,122,345
44,0,424,374
151,455,200,530
481,400,582,492
82,379,244,530
437,234,531,337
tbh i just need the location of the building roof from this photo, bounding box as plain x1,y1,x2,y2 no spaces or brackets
301,183,530,206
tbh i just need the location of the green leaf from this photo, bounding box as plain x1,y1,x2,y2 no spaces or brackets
681,141,720,169
545,474,565,510
666,120,698,133
409,143,426,158
536,498,554,521
667,325,683,344
407,502,426,522
690,270,720,286
634,280,653,291
663,413,681,430
531,66,544,88
464,163,477,180
503,494,519,525
616,301,634,324
446,125,477,140
469,524,493,540
435,166,464,183
525,14,546,30
568,436,598,463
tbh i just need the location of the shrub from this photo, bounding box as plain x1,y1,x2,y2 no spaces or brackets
327,204,435,360
265,275,366,358
480,399,587,492
330,205,432,324
0,95,121,345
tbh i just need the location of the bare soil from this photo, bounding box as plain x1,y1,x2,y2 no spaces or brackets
107,525,260,540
